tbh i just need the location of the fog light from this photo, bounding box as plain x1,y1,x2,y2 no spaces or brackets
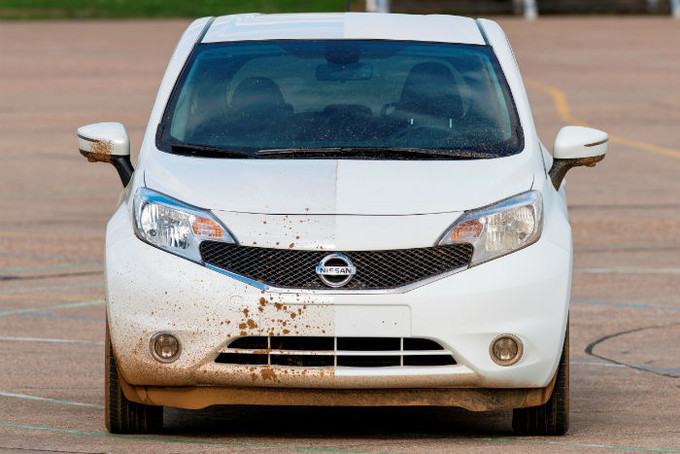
150,332,181,363
490,334,523,366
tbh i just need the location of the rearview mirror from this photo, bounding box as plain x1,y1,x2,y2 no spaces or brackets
549,126,607,190
316,62,373,81
77,122,134,186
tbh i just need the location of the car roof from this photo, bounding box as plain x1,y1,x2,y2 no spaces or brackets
202,13,487,46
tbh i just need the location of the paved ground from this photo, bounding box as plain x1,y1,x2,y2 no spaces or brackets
0,17,679,453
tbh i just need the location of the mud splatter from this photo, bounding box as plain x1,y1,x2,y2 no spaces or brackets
82,140,113,162
260,368,277,380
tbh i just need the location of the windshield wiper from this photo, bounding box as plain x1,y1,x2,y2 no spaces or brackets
255,147,494,159
171,144,250,159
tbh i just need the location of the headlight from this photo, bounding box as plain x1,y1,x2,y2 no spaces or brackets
133,188,235,262
439,191,543,265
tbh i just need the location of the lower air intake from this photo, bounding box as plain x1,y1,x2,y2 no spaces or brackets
215,336,456,368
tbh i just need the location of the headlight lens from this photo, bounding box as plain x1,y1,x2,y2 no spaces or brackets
439,191,543,265
134,188,234,262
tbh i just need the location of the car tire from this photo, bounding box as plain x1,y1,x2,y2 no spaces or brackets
512,323,569,436
105,325,163,434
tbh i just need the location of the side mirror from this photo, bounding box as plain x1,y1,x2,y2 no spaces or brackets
77,122,134,186
549,126,607,190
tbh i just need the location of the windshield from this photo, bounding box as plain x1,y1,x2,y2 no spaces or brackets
157,40,523,159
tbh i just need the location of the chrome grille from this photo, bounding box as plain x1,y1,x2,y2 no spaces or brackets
215,337,456,368
200,242,473,290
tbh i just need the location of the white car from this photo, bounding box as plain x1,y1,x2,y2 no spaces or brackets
77,13,607,436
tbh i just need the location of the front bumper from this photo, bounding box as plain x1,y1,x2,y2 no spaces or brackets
119,373,558,411
106,200,571,407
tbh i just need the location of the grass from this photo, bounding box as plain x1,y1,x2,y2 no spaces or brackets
0,0,365,19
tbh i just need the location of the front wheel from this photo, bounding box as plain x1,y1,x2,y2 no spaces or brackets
105,325,163,433
512,325,569,436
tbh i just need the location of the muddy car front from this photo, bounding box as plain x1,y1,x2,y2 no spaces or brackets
104,146,571,410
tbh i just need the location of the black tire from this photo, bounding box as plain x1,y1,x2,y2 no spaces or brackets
106,326,163,434
512,325,569,436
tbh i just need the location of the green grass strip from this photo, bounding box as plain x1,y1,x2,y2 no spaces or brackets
0,422,393,453
0,0,358,19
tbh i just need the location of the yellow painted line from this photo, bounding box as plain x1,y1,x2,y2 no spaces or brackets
527,80,680,159
526,80,588,127
607,135,680,160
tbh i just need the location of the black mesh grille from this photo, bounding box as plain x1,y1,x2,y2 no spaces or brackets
216,336,457,368
200,242,472,290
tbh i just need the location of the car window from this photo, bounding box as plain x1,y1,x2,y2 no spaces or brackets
160,40,523,159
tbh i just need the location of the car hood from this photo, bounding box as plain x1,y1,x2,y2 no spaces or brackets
143,152,536,215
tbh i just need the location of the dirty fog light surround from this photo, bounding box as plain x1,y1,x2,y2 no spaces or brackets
150,332,181,363
490,334,523,366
